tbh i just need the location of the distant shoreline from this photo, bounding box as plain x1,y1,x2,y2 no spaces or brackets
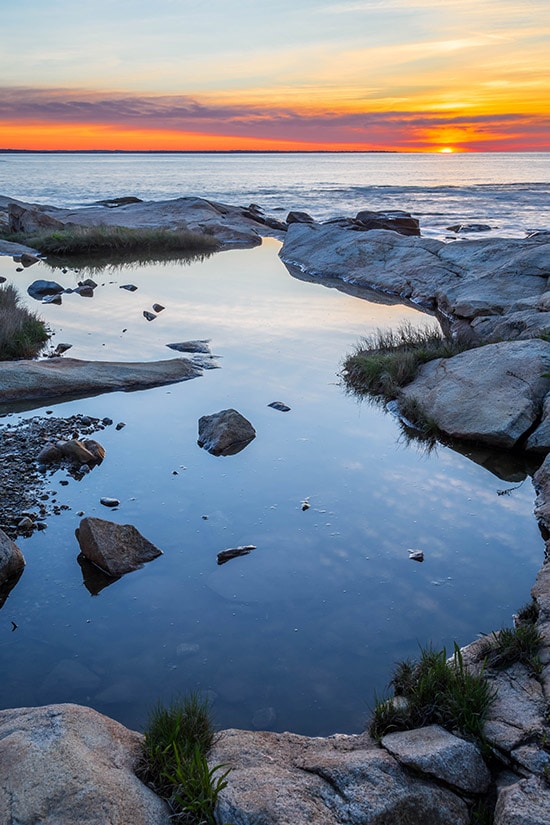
0,148,398,155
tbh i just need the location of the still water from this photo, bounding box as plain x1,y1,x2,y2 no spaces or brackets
0,239,543,735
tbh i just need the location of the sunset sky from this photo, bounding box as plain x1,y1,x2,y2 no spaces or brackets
1,0,548,152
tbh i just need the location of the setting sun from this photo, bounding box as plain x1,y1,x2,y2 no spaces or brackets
440,147,454,153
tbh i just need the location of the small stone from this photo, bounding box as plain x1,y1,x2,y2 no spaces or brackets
268,401,291,412
100,497,120,508
301,499,310,511
152,303,165,313
102,417,113,426
408,549,424,562
115,422,126,431
17,517,34,530
143,311,156,321
120,284,138,291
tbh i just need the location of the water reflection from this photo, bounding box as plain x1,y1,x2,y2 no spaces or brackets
0,241,544,736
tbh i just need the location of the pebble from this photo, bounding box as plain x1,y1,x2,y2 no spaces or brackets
100,497,120,508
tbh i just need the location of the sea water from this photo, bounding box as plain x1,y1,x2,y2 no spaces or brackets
0,152,548,734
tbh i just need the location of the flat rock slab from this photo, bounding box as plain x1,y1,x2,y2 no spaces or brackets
75,517,163,577
0,356,201,404
399,340,550,448
381,724,490,794
211,728,469,825
0,703,170,825
483,662,547,753
198,408,256,456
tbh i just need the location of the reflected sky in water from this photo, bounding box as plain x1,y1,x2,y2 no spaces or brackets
0,240,543,736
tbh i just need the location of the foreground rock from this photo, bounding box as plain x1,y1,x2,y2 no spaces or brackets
0,703,170,825
0,356,202,404
211,729,470,824
399,340,550,449
198,408,256,455
75,517,163,577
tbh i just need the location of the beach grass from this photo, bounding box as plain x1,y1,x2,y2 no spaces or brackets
1,224,220,257
137,693,229,825
369,643,496,747
343,322,467,400
0,284,49,360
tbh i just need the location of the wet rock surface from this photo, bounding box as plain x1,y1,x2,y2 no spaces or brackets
75,516,163,577
198,408,256,456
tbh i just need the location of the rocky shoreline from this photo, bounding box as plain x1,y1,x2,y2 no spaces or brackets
1,194,550,823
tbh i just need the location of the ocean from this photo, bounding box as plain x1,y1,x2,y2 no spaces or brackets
1,151,549,238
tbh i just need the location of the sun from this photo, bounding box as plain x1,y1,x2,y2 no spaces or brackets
440,147,454,153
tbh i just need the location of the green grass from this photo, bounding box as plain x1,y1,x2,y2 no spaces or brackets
369,643,496,747
479,623,543,676
343,322,468,400
1,224,220,257
0,284,49,360
138,693,229,825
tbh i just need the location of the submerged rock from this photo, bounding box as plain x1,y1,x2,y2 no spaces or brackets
198,408,256,456
217,545,257,565
75,516,163,577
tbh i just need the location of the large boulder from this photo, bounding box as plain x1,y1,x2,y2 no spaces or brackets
211,728,469,825
198,408,256,456
0,528,25,585
398,340,550,448
494,776,550,825
75,517,163,577
0,703,170,825
0,357,202,404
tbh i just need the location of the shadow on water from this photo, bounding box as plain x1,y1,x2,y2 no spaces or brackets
42,248,217,276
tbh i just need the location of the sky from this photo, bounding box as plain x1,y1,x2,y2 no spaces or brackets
0,0,548,152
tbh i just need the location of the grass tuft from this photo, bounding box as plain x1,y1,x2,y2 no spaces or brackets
479,623,543,676
370,643,496,747
0,284,49,360
343,322,468,400
137,693,229,824
2,224,220,257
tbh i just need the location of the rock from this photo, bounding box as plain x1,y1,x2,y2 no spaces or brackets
0,703,171,825
217,545,257,565
447,223,491,233
36,443,63,464
27,280,65,299
56,439,98,464
268,401,291,412
74,285,94,297
75,516,163,577
79,278,98,289
17,517,34,531
398,340,550,449
0,356,202,403
19,253,40,267
381,725,491,794
100,497,120,508
53,343,72,356
408,549,424,562
166,340,211,354
42,294,62,305
81,439,105,463
279,223,550,338
526,394,550,452
286,210,315,224
120,283,138,291
483,663,547,753
152,303,165,313
0,528,25,585
198,408,256,456
8,202,65,233
96,196,144,207
355,209,420,236
143,311,156,321
494,775,550,825
115,422,126,431
211,728,469,825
